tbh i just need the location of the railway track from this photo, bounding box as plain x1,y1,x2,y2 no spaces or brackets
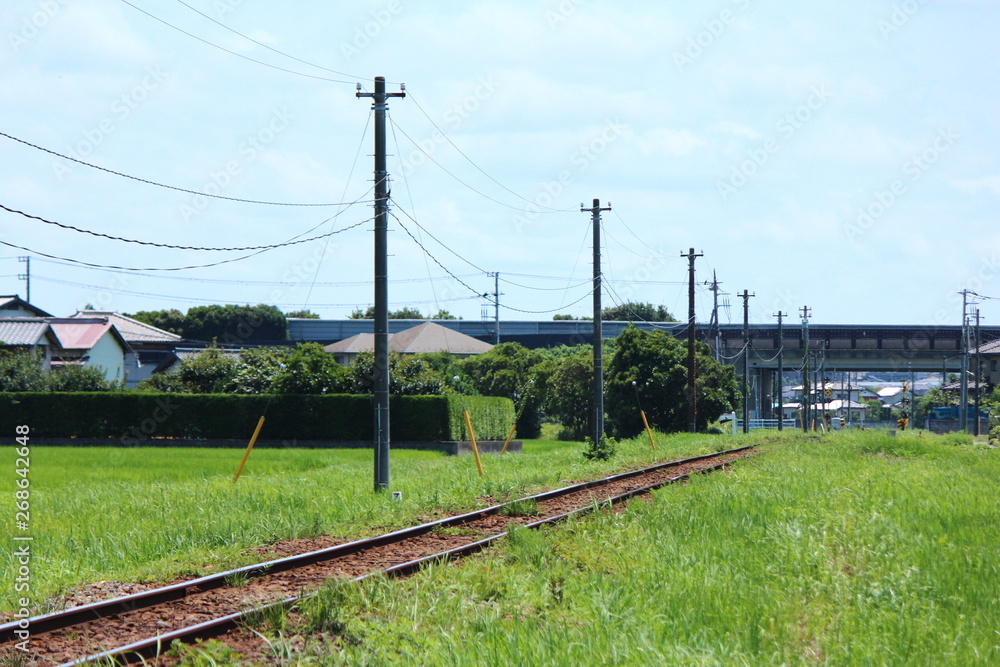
0,444,757,665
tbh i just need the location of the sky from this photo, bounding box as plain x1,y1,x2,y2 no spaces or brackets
1,0,998,329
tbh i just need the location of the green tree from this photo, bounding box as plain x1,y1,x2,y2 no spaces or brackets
286,309,321,319
228,346,291,394
138,347,239,393
914,385,958,424
544,349,593,440
460,343,546,438
429,309,459,320
48,365,117,392
348,352,445,395
129,308,186,336
0,349,47,391
349,306,426,319
604,326,737,437
601,302,677,322
184,304,287,343
272,343,350,394
552,314,577,320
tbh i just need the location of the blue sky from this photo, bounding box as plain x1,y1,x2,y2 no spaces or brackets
1,0,998,328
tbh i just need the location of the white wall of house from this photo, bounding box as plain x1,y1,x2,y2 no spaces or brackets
85,331,128,383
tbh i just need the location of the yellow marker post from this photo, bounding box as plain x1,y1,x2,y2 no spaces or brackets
639,410,656,451
500,423,517,455
462,409,484,477
233,416,265,483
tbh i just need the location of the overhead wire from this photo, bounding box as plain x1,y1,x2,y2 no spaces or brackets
388,210,482,299
0,202,368,252
0,131,359,207
389,198,488,273
118,0,357,84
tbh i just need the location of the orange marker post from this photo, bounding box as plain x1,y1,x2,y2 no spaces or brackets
500,423,517,455
462,409,484,477
640,410,656,451
233,416,265,483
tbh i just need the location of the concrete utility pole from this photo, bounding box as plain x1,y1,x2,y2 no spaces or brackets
17,256,30,303
959,290,970,432
486,272,501,345
800,306,812,432
775,311,786,430
974,308,982,436
583,199,611,448
681,248,703,433
706,271,722,361
740,290,754,433
357,76,405,492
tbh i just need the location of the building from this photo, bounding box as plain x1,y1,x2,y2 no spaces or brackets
0,319,59,370
71,310,183,387
325,322,493,366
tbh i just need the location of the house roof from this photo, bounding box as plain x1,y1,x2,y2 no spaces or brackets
47,318,132,353
0,295,52,318
0,320,57,347
324,322,493,356
975,338,1000,355
72,310,182,344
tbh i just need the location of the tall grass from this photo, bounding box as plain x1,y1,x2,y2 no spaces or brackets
0,430,740,613
263,430,1000,666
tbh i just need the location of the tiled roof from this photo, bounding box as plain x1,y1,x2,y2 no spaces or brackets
72,310,182,344
0,320,54,346
0,296,53,318
324,322,493,355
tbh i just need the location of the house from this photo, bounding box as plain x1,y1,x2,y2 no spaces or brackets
0,319,59,369
325,321,493,366
0,295,52,318
974,338,1000,387
71,310,183,387
47,318,133,383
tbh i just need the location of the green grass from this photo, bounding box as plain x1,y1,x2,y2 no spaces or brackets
247,430,1000,666
0,430,731,613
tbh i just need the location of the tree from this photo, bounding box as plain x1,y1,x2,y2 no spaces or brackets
552,314,577,320
228,347,291,394
129,309,186,336
348,352,446,395
0,349,47,391
543,349,593,440
460,343,547,438
604,326,737,437
184,304,287,343
138,347,239,393
429,309,459,320
349,306,426,319
48,365,117,392
286,309,321,319
601,302,677,322
914,385,958,424
272,343,350,394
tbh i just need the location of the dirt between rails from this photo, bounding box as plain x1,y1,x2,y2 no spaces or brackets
4,448,757,665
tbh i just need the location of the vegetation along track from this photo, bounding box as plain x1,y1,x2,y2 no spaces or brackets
0,444,757,665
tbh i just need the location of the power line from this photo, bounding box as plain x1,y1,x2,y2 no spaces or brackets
389,211,483,298
389,198,488,273
1,217,370,272
172,0,367,81
0,130,359,207
1,202,368,252
118,0,357,84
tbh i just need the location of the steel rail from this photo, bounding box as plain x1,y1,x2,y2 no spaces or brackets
0,444,756,663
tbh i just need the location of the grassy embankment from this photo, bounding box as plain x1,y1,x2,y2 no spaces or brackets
0,431,734,613
172,429,998,666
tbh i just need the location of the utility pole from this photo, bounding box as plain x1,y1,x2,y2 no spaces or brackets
681,248,703,433
17,256,30,303
486,272,501,345
974,308,982,436
800,306,812,432
706,271,722,361
583,199,611,448
959,290,970,432
740,290,754,433
775,311,786,430
357,76,405,492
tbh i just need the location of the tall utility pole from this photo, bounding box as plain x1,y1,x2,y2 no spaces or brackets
800,306,812,432
705,271,722,361
357,76,405,492
959,290,970,432
583,199,611,448
974,308,982,436
17,256,30,303
486,272,500,345
775,311,786,430
681,248,703,433
740,290,754,433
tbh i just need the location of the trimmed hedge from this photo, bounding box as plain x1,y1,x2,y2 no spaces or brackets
0,393,514,444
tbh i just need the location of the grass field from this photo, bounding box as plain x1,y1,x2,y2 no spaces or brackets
4,430,999,665
0,432,728,614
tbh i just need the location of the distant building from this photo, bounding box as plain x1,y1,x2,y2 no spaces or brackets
0,319,59,369
0,295,52,318
325,322,493,366
71,310,183,387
